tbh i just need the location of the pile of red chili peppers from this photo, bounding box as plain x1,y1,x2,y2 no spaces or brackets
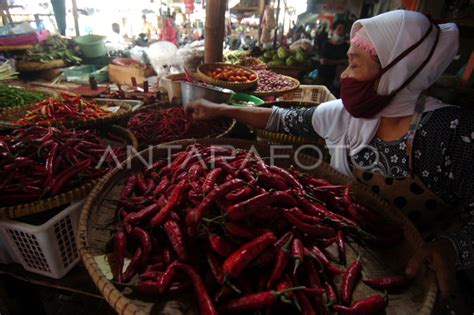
127,108,233,145
16,94,111,125
0,126,125,205
111,145,409,314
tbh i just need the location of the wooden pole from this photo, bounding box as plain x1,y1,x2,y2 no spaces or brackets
204,0,226,63
71,0,80,36
273,0,280,49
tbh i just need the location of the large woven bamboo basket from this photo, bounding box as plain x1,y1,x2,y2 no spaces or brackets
0,98,143,130
197,63,258,92
78,138,437,315
0,125,138,219
251,75,300,98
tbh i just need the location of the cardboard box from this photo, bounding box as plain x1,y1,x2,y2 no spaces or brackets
108,63,155,86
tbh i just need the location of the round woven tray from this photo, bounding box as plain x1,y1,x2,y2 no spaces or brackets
0,98,141,130
15,59,66,72
128,104,236,149
197,63,258,92
0,125,138,219
251,75,300,98
78,138,437,315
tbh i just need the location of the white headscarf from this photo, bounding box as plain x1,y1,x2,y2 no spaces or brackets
311,10,459,177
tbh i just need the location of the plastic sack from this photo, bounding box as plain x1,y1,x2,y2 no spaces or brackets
147,41,179,77
176,40,204,73
129,45,149,65
290,38,313,52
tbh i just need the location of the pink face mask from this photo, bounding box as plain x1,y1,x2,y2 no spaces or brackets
340,22,440,119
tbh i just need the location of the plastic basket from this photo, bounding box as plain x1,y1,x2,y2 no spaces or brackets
0,200,83,279
279,84,336,103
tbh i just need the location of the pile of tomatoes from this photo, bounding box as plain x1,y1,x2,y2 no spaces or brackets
206,66,257,83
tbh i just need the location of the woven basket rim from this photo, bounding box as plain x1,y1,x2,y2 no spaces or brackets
78,138,437,315
197,63,258,92
251,75,300,97
0,125,138,219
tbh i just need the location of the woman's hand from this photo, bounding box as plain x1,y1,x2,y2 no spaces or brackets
184,98,227,121
405,238,457,301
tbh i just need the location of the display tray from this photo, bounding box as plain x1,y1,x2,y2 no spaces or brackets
197,63,258,92
78,138,436,315
250,75,300,98
0,98,143,130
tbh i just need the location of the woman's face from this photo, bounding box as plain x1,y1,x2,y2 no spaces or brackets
341,44,381,81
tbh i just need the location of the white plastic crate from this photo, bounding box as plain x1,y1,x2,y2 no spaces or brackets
279,85,336,103
0,200,83,279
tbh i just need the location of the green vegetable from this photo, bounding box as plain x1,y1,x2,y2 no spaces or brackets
263,51,273,59
17,35,81,65
286,56,297,66
295,51,307,62
0,84,48,108
277,47,289,59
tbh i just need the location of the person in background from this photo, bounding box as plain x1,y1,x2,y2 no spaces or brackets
314,23,328,54
106,22,127,46
141,14,156,40
318,20,349,97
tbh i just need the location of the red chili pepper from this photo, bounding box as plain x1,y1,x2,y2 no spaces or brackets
226,192,273,221
271,190,299,208
303,257,322,288
168,262,218,315
150,180,188,227
122,247,143,283
274,232,294,248
283,209,337,238
225,186,253,201
226,223,257,239
113,228,127,282
336,230,347,265
324,281,338,305
202,168,224,194
132,227,152,264
188,163,203,180
223,231,277,278
124,203,160,228
136,173,148,193
143,177,156,195
218,286,304,313
341,258,363,306
333,294,386,315
137,279,191,295
207,252,225,284
362,275,411,290
257,172,288,190
186,179,245,231
267,165,304,193
209,233,235,257
45,141,58,185
51,159,91,194
120,175,136,198
163,220,187,261
254,247,276,266
267,234,292,288
291,238,304,274
139,271,163,281
295,290,317,315
154,176,170,194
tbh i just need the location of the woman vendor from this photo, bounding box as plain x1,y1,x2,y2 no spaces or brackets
186,10,474,308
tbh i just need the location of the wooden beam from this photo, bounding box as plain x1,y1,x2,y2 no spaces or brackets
204,0,226,63
71,0,80,36
273,0,280,49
